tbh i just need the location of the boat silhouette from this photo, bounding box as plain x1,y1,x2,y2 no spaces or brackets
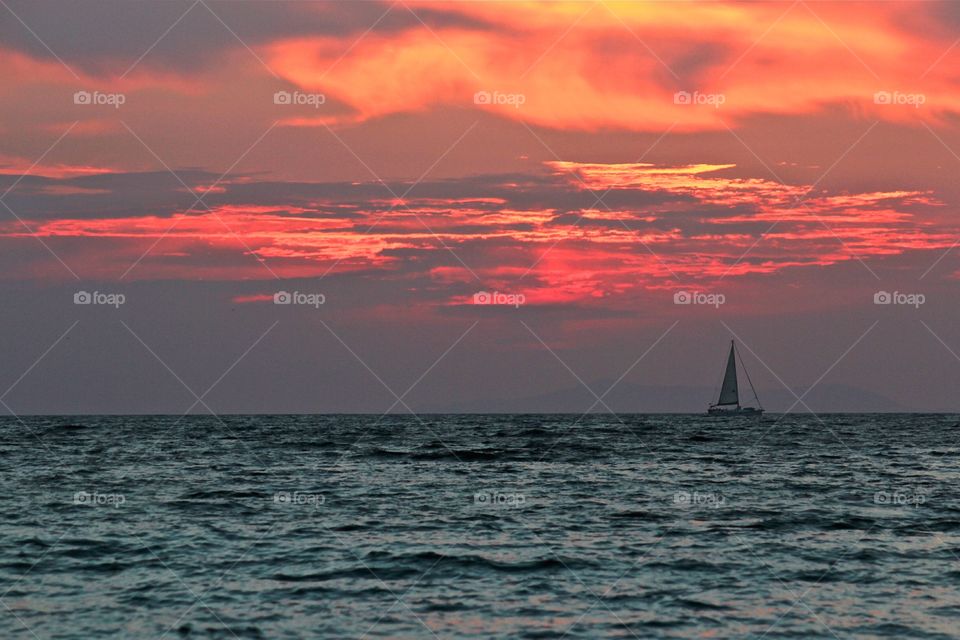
707,340,763,416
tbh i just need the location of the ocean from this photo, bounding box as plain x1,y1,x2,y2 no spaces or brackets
2,414,958,639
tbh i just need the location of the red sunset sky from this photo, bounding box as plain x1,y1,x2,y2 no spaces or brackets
2,0,960,413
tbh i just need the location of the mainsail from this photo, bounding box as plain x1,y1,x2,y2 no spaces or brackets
716,341,739,406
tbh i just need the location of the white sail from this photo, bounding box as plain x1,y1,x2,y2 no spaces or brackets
717,341,739,406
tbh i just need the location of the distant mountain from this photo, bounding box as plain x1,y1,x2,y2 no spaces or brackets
427,382,914,413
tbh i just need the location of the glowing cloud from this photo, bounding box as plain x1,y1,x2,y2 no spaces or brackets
1,162,951,307
263,2,960,131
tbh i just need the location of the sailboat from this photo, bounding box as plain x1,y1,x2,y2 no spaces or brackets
707,340,764,416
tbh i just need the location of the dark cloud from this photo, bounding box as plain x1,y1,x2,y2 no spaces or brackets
0,171,214,219
0,0,496,76
0,168,697,220
921,1,960,33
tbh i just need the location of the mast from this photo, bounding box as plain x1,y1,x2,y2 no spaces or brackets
716,340,739,406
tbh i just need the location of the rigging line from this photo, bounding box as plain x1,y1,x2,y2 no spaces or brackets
735,342,763,410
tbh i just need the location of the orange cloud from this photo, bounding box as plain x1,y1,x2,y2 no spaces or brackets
265,1,960,131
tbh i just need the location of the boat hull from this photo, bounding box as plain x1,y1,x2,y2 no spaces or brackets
707,406,763,416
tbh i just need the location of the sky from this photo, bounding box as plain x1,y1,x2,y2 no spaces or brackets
3,0,960,414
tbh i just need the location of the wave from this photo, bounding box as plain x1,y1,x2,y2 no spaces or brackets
42,423,89,434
